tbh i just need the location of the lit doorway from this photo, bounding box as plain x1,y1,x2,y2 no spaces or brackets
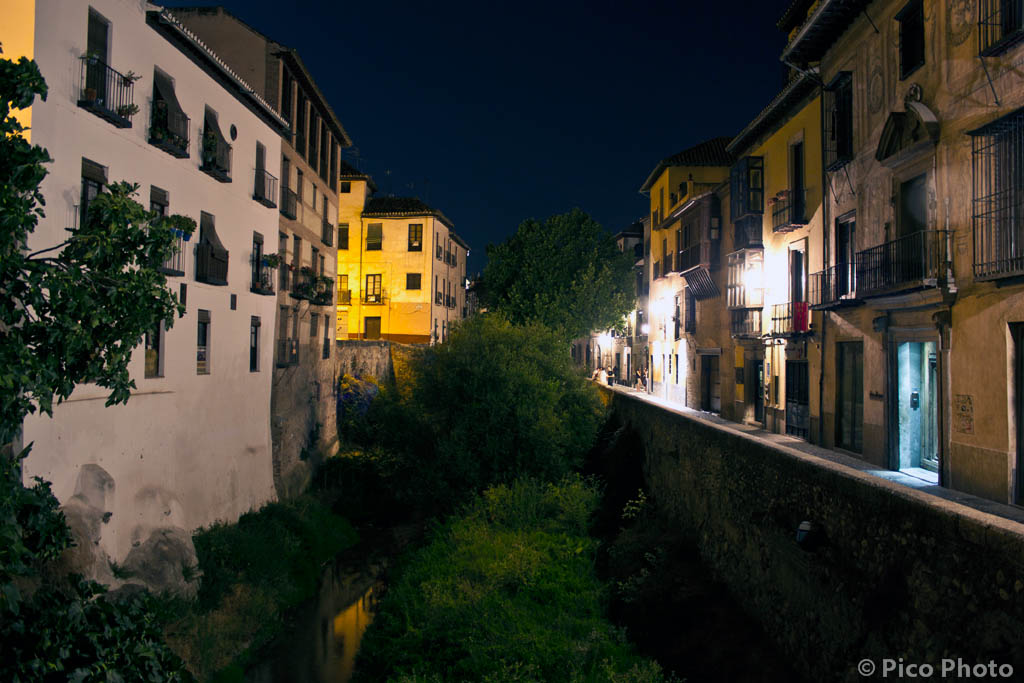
895,340,939,481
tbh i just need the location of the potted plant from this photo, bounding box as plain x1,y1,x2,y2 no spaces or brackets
261,253,282,268
121,70,141,87
116,103,139,118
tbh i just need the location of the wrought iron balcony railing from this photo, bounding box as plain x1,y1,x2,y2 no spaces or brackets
149,104,189,158
770,301,811,336
200,131,231,182
78,58,135,128
730,308,762,338
770,189,807,233
979,0,1024,56
280,187,298,219
809,262,857,308
157,233,186,276
338,289,352,305
855,229,952,299
253,169,278,208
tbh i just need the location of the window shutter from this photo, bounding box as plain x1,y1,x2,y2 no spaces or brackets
82,158,107,185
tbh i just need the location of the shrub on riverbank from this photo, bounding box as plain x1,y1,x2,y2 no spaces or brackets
353,477,669,682
161,495,358,680
340,315,605,514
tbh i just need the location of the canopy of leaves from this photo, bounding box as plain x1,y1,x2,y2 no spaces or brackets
483,208,635,340
0,56,194,445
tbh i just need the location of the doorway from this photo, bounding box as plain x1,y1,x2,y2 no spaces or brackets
836,341,864,452
895,340,939,480
785,360,810,439
700,355,720,413
753,359,764,423
364,317,381,340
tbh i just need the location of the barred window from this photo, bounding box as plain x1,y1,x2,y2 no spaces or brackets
969,108,1024,280
980,0,1024,56
824,72,853,171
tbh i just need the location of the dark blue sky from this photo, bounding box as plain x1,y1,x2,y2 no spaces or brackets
163,1,793,274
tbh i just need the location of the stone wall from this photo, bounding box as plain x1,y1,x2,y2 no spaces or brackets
605,388,1024,682
334,340,396,383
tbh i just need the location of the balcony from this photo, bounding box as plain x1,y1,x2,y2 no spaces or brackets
200,131,231,183
730,309,762,339
855,230,952,299
77,58,135,128
251,256,275,295
157,233,186,277
979,0,1024,56
809,262,857,309
769,301,811,336
321,218,334,246
195,242,228,285
338,289,352,305
276,338,299,367
280,187,298,220
149,104,189,158
253,169,278,208
733,216,763,250
291,271,333,305
365,292,385,305
770,189,807,233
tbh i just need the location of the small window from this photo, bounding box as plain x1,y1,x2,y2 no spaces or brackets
80,158,106,227
197,309,211,374
250,316,260,372
366,223,383,250
340,181,351,193
297,169,304,203
408,223,423,251
145,324,163,378
365,274,382,303
407,273,422,290
896,0,925,80
338,223,349,250
311,313,319,339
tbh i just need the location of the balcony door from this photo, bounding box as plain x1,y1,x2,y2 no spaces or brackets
836,212,856,297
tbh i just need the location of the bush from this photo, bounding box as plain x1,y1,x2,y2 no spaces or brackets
353,477,668,682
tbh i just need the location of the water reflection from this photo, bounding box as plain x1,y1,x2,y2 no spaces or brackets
248,562,381,683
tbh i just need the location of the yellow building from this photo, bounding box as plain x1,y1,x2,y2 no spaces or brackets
337,190,468,343
639,137,733,405
725,70,822,436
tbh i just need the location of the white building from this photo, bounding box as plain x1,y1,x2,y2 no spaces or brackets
10,0,288,578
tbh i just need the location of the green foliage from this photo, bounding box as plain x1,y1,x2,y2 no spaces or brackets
346,315,605,512
192,495,358,612
354,477,668,683
483,208,635,340
0,56,194,444
0,55,193,681
163,495,357,679
0,577,190,682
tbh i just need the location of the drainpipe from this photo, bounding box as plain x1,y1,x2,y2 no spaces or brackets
817,74,830,448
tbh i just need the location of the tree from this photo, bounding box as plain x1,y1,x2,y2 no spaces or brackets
482,208,635,340
0,54,191,679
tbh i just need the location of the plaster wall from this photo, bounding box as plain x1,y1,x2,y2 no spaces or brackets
19,0,281,562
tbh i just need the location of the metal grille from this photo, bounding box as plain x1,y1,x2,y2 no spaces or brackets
823,73,853,171
855,230,950,296
78,58,135,128
980,0,1024,56
971,108,1024,280
771,189,807,232
809,262,856,307
770,301,810,336
730,309,761,338
254,169,278,208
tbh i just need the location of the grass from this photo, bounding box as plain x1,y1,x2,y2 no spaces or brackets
353,476,671,683
159,495,358,681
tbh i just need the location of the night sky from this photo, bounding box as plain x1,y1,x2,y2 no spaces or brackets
161,1,793,274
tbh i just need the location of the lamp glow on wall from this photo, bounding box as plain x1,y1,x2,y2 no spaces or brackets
742,250,765,307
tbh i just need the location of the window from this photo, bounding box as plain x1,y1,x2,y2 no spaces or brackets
319,121,329,182
196,212,229,285
685,289,696,334
980,0,1024,56
319,254,326,281
340,181,351,193
407,273,421,289
729,156,764,220
365,274,382,303
329,141,338,190
311,313,319,339
152,186,184,275
408,223,423,251
80,158,106,227
823,71,856,174
144,324,163,378
297,169,304,203
200,107,231,180
281,68,293,124
278,233,289,291
896,0,925,79
970,107,1024,280
312,246,320,276
295,91,307,157
338,223,349,250
436,232,442,259
292,235,302,272
151,69,189,157
338,274,350,304
250,316,260,372
322,313,331,359
309,111,320,168
252,231,271,292
366,223,383,250
197,310,211,374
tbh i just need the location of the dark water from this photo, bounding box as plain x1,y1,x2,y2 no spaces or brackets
248,563,382,683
